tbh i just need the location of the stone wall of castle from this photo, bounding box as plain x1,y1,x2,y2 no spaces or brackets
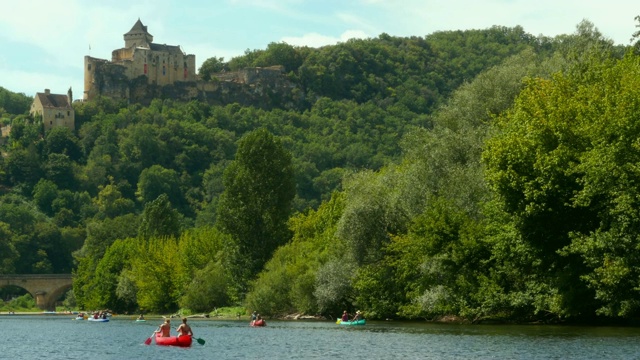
109,48,197,87
85,52,197,101
84,56,130,101
213,66,284,83
85,60,304,110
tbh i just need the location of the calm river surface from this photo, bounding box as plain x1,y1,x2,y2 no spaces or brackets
3,315,640,359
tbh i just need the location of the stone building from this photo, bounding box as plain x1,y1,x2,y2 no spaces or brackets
82,19,303,110
30,88,75,132
84,19,196,101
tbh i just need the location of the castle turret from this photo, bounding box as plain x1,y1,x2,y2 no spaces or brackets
124,18,153,49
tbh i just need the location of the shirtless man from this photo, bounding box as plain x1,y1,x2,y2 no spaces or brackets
176,317,193,337
155,318,171,337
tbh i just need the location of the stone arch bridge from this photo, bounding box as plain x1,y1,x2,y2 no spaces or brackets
0,274,73,311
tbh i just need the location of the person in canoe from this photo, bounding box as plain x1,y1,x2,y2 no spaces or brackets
176,317,193,337
137,313,145,320
155,318,171,337
341,311,349,322
352,310,363,321
251,311,257,321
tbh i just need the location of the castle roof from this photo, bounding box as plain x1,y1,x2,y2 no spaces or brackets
35,91,71,109
149,43,184,55
125,19,153,37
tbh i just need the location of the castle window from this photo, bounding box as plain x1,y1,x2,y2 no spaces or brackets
88,64,92,71
67,111,70,116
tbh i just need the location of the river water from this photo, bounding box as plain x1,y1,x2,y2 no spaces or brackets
3,315,640,359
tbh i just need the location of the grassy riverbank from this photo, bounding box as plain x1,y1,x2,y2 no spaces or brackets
0,299,252,320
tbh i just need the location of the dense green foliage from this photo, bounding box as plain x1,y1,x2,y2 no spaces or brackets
0,87,31,119
216,128,295,283
3,22,640,322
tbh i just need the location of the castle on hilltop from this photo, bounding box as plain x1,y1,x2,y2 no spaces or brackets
83,19,302,109
84,19,196,101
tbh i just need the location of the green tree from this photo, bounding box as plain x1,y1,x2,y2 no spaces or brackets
632,15,640,50
73,214,139,308
32,179,59,216
180,260,230,312
9,117,42,148
255,42,303,72
482,48,637,319
94,181,135,219
138,194,181,240
216,128,295,279
6,145,43,190
43,153,77,189
245,192,345,316
44,126,82,161
89,238,136,312
0,222,18,273
136,165,184,211
0,87,31,115
199,56,225,81
131,236,182,313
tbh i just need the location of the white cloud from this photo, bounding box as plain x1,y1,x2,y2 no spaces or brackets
335,12,377,35
281,30,368,48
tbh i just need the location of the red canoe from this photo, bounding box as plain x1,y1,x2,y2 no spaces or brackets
250,319,266,327
155,334,193,347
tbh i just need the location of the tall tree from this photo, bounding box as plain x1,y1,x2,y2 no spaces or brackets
216,128,295,279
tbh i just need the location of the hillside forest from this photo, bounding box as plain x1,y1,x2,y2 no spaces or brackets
2,19,640,323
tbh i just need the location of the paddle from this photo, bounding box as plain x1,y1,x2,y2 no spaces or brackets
144,328,158,345
176,326,205,345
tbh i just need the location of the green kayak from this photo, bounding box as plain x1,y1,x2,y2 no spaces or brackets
338,319,366,326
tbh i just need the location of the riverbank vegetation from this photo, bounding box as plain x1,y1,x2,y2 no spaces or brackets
2,20,640,324
0,293,37,312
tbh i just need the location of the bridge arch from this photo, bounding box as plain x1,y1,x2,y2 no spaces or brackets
0,274,73,311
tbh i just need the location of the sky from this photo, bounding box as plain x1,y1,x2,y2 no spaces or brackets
1,0,638,98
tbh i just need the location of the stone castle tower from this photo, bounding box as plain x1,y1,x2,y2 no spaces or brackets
84,19,196,101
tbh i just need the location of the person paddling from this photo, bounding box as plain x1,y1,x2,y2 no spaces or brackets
155,318,171,337
176,317,193,337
